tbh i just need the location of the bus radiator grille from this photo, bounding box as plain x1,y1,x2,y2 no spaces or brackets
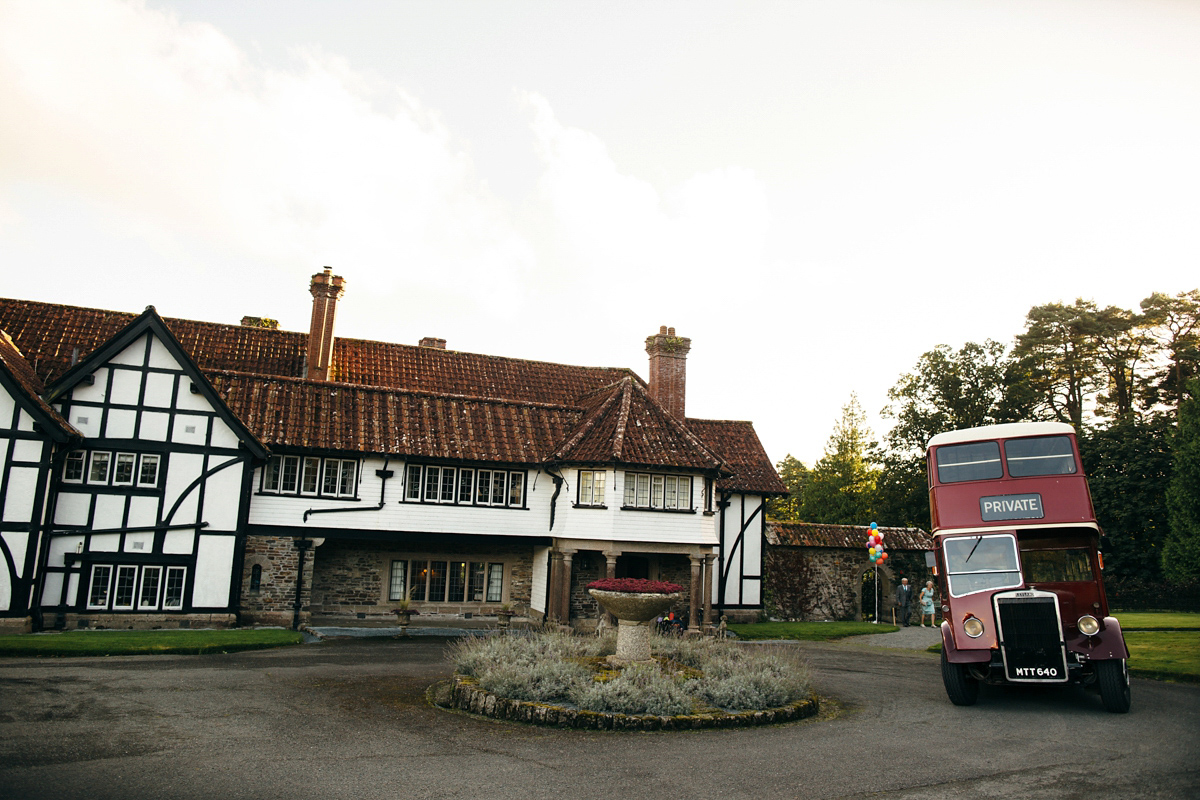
996,596,1067,682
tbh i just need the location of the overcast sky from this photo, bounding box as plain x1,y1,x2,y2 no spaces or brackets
2,0,1198,465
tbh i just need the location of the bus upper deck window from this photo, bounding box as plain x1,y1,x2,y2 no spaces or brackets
1004,436,1076,477
935,441,1003,484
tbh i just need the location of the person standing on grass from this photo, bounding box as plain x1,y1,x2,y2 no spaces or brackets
895,577,913,627
920,580,936,627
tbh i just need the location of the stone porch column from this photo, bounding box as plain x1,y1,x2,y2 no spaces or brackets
603,550,620,626
558,550,575,625
547,550,564,622
688,555,702,633
703,553,716,628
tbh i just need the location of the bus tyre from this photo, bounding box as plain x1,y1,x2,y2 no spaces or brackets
1096,659,1131,714
941,648,979,706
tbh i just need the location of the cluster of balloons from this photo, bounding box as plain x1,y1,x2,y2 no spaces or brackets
866,521,888,564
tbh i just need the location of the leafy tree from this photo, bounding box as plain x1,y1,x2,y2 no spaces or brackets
882,340,1029,455
1012,299,1104,429
1091,305,1154,419
800,395,879,524
873,451,929,530
1141,290,1200,414
767,455,808,521
1079,415,1173,584
1164,382,1200,583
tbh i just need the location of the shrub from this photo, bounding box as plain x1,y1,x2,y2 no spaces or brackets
573,662,695,715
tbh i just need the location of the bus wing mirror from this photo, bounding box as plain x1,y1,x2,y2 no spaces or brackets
925,551,936,568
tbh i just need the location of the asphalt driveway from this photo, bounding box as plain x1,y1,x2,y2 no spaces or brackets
1,635,1196,799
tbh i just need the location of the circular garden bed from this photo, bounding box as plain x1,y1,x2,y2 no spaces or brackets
437,629,819,730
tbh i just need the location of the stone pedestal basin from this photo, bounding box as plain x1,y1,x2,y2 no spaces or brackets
588,589,682,663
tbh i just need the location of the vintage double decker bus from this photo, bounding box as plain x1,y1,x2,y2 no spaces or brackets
926,422,1131,712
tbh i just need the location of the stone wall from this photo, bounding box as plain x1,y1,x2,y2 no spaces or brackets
62,613,238,630
240,535,313,627
309,538,536,620
763,545,935,622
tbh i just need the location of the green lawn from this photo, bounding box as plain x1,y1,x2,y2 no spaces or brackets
1113,611,1200,630
727,621,899,641
0,628,305,657
1125,632,1200,682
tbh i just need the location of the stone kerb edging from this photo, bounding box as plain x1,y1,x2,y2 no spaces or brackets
446,675,819,730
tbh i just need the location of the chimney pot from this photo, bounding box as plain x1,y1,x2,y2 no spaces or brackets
307,268,346,381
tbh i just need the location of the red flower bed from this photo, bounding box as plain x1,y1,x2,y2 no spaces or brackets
586,578,683,594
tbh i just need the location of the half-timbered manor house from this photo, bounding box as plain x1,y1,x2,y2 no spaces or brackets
0,269,785,633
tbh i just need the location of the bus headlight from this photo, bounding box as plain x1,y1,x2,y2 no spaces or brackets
1077,615,1100,636
963,616,985,638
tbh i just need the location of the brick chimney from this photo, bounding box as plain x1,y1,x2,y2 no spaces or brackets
419,337,446,349
306,267,345,381
645,325,691,419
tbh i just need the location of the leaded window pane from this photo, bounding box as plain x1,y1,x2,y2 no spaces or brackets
406,465,422,500
579,470,593,504
486,563,503,603
636,473,650,507
163,567,186,609
429,561,448,602
441,468,456,502
491,472,506,505
113,566,137,609
476,471,491,504
388,560,407,601
469,562,486,601
301,457,321,494
624,474,636,506
425,466,440,501
64,451,85,482
263,457,281,491
114,453,136,485
508,472,524,506
88,565,112,608
89,452,111,484
279,456,299,493
139,566,161,609
664,476,677,509
409,560,429,601
338,460,356,496
138,455,160,487
458,469,474,502
323,459,340,495
651,475,664,508
448,562,467,602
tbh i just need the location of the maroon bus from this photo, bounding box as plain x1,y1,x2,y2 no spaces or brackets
926,422,1131,712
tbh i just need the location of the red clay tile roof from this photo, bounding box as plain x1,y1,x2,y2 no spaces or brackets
550,378,726,472
0,330,78,439
1,297,784,486
686,418,787,495
210,371,582,463
767,522,931,551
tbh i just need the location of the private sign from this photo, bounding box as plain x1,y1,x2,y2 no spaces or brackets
979,493,1044,521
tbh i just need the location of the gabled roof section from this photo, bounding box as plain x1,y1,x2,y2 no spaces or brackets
550,377,726,472
46,307,269,459
0,298,639,405
686,418,788,495
768,521,932,551
0,331,78,441
209,371,580,462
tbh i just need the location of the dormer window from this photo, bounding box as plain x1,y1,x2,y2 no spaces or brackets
402,464,526,508
260,455,358,498
576,470,606,507
622,472,693,511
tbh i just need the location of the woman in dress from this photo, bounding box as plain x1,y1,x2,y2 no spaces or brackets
920,580,936,627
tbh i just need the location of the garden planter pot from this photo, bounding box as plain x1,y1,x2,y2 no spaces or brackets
588,589,682,663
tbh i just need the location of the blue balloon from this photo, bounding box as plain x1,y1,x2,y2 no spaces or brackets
870,522,878,530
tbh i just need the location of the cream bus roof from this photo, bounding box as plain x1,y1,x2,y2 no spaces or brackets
926,421,1076,450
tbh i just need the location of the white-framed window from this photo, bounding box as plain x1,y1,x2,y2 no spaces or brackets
389,557,505,604
403,465,524,507
623,472,693,510
85,563,186,611
89,451,112,484
87,564,113,609
112,566,137,610
113,453,137,486
63,451,86,483
138,454,160,487
163,566,186,610
577,469,606,506
458,468,475,502
138,566,163,610
301,456,321,495
261,455,358,498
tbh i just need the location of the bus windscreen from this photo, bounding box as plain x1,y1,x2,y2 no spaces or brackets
944,534,1022,596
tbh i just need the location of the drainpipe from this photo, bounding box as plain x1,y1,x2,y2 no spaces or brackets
292,538,311,631
544,462,564,530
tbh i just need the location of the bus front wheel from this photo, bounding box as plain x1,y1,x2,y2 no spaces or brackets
941,648,979,706
1096,659,1131,714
